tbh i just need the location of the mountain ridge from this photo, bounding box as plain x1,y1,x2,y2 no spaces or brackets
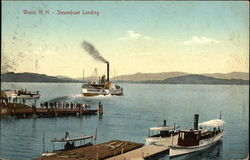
1,72,249,85
138,74,249,85
76,71,249,81
111,71,249,81
1,72,81,83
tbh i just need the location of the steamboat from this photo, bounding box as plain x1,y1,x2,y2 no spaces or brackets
169,114,224,158
81,62,123,96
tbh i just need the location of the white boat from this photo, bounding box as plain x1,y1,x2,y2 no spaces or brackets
145,120,179,146
12,89,40,99
81,63,123,97
169,114,224,158
81,81,123,96
42,132,93,156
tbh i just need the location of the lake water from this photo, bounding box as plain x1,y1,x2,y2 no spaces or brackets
0,82,249,160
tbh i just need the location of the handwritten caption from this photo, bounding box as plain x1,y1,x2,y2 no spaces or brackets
23,9,100,16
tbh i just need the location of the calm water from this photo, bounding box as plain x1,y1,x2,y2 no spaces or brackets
0,82,249,160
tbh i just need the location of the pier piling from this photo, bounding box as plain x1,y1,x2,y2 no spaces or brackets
98,102,103,115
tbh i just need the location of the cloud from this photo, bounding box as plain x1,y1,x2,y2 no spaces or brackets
119,30,152,40
127,30,141,39
182,36,220,45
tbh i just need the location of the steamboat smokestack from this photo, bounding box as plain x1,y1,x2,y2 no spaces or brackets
194,114,199,130
107,62,109,82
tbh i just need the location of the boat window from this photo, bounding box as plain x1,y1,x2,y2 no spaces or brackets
160,131,170,137
196,134,199,139
185,132,197,140
180,132,185,139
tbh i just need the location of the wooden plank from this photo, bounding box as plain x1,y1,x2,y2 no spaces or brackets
107,145,168,160
108,135,179,160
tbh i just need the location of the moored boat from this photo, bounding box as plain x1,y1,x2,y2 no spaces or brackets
42,132,93,156
145,120,179,146
169,114,224,158
12,89,40,99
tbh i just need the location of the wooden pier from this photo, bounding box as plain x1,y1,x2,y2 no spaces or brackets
0,103,99,117
108,135,179,160
35,136,179,160
107,145,169,160
35,140,144,160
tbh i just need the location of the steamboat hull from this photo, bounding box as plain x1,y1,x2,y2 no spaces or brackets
82,92,108,96
82,92,122,97
81,86,123,97
169,132,223,158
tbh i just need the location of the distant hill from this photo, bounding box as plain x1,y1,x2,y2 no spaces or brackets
112,72,249,81
1,72,249,85
139,74,249,85
1,72,81,83
112,72,189,81
204,72,249,80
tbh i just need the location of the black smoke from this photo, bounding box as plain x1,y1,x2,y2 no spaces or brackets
81,41,108,64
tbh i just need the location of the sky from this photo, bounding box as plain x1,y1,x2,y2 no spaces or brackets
2,1,249,78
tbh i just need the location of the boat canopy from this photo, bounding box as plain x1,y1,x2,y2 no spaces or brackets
150,126,175,131
51,135,93,143
198,119,224,128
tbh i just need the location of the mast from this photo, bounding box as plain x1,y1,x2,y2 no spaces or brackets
82,68,84,82
91,68,98,82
